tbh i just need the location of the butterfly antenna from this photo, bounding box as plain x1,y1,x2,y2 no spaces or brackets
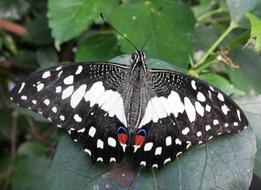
141,7,162,51
100,13,139,51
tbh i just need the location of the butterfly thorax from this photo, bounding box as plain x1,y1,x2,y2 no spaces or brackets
122,51,153,134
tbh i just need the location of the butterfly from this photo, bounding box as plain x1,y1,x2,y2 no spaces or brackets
9,50,248,168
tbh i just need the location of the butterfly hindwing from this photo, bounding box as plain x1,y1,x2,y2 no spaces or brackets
133,69,248,168
10,62,130,163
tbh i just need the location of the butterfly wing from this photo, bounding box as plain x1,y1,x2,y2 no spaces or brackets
10,62,130,164
132,69,248,168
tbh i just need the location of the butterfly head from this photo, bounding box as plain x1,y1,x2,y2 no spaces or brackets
131,51,147,68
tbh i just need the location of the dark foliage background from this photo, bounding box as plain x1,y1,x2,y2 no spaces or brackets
0,0,260,189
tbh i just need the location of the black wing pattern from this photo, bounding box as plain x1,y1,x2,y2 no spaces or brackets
10,62,130,164
132,69,248,168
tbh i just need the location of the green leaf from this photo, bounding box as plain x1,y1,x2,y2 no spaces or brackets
47,0,118,48
0,0,29,20
110,54,185,72
0,109,12,139
76,33,121,61
246,13,261,51
199,73,245,97
47,128,255,190
24,12,53,45
36,48,59,69
12,155,51,190
17,142,49,157
195,24,225,51
47,56,255,190
226,0,259,27
228,46,261,94
237,96,261,178
110,0,195,68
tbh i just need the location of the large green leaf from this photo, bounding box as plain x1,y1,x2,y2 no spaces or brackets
47,56,255,190
47,128,255,190
24,12,53,46
246,13,261,52
110,0,195,68
237,96,261,178
76,33,121,62
226,0,259,27
12,155,51,190
228,46,261,94
47,0,118,48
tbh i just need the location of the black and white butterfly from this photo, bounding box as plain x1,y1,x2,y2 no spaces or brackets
10,51,248,168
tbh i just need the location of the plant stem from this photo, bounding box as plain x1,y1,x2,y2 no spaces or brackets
193,22,237,69
197,8,225,22
189,59,218,76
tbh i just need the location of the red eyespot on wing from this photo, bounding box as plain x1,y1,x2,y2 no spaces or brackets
135,135,145,146
117,133,128,144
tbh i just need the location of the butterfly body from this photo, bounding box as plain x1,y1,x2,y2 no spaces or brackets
10,51,248,168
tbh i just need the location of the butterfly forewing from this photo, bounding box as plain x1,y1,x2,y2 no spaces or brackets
132,69,248,168
10,62,130,163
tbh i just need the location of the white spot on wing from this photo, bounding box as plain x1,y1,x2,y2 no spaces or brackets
182,127,190,135
217,93,224,101
44,99,50,105
52,106,57,113
75,65,83,75
197,92,206,102
97,157,103,162
237,110,241,121
144,142,153,151
140,161,146,166
84,148,91,156
73,114,82,122
195,101,204,117
155,147,162,155
56,86,62,93
42,71,51,79
139,91,186,128
37,83,44,92
70,84,87,108
59,115,65,121
21,95,27,100
175,138,182,145
97,139,104,149
205,125,211,131
221,104,230,115
62,85,74,99
184,97,196,122
205,104,211,112
165,136,172,146
164,158,171,164
168,91,185,118
151,97,167,122
191,80,197,90
110,157,116,162
213,119,219,125
77,128,85,133
84,81,127,126
63,75,74,85
18,82,25,93
196,131,202,137
88,126,96,137
108,137,116,147
85,81,105,107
